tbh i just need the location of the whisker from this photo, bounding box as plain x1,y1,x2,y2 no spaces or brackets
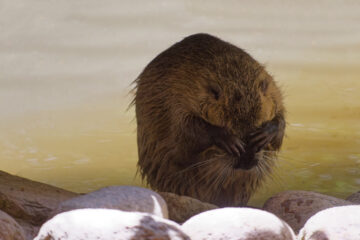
206,164,228,201
268,169,285,188
277,153,309,164
275,156,314,170
218,164,229,187
194,164,216,186
261,155,287,189
170,157,218,177
262,150,277,154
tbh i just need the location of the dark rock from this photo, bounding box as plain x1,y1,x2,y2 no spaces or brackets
346,191,360,204
15,218,40,240
263,190,353,233
0,170,78,225
159,192,217,223
0,209,26,240
52,186,168,218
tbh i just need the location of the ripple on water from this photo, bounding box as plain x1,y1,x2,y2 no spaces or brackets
354,178,360,185
44,156,57,162
346,168,358,175
27,158,39,164
97,139,112,143
348,154,360,160
74,158,90,164
319,174,333,181
290,123,304,127
28,147,38,154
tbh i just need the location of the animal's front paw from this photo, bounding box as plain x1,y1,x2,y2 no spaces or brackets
248,120,279,153
213,132,245,157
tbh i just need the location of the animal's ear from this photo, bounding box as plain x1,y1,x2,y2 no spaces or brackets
208,85,220,100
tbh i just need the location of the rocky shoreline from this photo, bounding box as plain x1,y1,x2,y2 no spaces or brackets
0,170,359,240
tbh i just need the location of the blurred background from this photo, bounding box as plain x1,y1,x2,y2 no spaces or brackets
0,0,359,206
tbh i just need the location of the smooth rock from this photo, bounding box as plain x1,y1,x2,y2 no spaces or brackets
16,218,40,240
0,170,78,225
52,186,168,218
159,192,218,223
298,205,360,240
35,208,190,240
346,191,360,204
263,190,353,233
0,209,26,240
182,207,296,240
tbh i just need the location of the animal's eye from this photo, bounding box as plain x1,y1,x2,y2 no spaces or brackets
209,86,220,100
260,80,268,93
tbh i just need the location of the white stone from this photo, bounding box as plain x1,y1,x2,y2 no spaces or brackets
182,207,296,240
35,208,189,240
298,205,360,240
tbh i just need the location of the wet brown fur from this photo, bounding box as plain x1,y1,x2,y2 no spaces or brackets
132,33,285,206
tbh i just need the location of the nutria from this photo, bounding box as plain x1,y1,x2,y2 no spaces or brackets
132,33,285,207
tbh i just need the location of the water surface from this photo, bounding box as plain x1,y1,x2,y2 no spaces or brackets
1,0,359,206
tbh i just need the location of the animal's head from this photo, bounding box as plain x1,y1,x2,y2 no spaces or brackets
191,56,281,139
